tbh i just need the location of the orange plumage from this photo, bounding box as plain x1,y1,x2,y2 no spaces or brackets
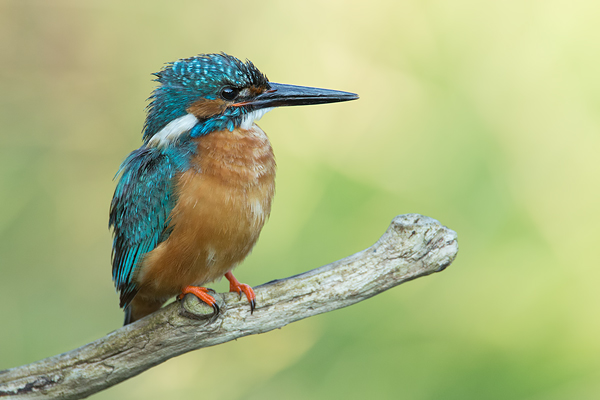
127,125,275,322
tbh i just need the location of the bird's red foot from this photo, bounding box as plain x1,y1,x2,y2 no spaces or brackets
225,272,256,314
178,286,219,314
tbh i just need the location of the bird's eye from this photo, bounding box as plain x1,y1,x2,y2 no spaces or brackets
220,87,240,101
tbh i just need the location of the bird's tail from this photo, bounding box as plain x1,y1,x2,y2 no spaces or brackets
122,296,166,325
123,306,133,325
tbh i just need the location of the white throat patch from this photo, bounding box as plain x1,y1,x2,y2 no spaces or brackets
148,113,198,148
240,108,273,130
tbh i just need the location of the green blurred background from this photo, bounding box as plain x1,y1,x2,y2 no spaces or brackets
1,0,599,399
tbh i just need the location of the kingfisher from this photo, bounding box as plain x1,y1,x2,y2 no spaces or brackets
109,53,358,325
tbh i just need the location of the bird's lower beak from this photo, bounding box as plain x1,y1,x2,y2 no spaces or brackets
235,82,358,109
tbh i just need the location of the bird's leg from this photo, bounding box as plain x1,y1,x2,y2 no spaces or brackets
225,271,256,314
178,286,219,314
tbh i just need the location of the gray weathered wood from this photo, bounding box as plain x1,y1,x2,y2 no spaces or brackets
0,214,458,399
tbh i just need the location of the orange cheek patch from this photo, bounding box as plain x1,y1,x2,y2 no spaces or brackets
248,86,267,96
187,98,228,119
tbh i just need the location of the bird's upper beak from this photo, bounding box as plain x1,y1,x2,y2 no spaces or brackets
234,82,358,109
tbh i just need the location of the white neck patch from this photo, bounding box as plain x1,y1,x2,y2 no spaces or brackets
148,113,199,148
240,108,273,130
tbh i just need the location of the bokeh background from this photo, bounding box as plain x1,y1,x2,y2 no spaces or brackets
1,0,599,399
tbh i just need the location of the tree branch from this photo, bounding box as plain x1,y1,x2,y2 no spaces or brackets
0,214,458,399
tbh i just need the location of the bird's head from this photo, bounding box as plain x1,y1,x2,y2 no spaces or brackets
143,53,358,148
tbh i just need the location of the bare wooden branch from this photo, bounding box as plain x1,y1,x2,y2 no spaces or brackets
0,214,458,399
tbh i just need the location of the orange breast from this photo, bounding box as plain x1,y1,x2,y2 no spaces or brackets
134,124,276,300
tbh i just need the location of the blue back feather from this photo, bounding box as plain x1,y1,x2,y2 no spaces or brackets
109,143,195,307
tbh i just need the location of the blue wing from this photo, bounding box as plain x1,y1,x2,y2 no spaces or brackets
109,144,194,308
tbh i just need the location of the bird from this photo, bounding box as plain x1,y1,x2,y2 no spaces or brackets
109,53,358,325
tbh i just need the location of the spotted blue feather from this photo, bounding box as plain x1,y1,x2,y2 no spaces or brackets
109,143,195,307
143,53,269,141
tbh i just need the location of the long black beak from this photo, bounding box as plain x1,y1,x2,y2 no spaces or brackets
237,82,358,109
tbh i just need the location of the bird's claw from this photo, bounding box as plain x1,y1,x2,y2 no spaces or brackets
225,272,256,314
179,285,219,315
249,298,256,314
